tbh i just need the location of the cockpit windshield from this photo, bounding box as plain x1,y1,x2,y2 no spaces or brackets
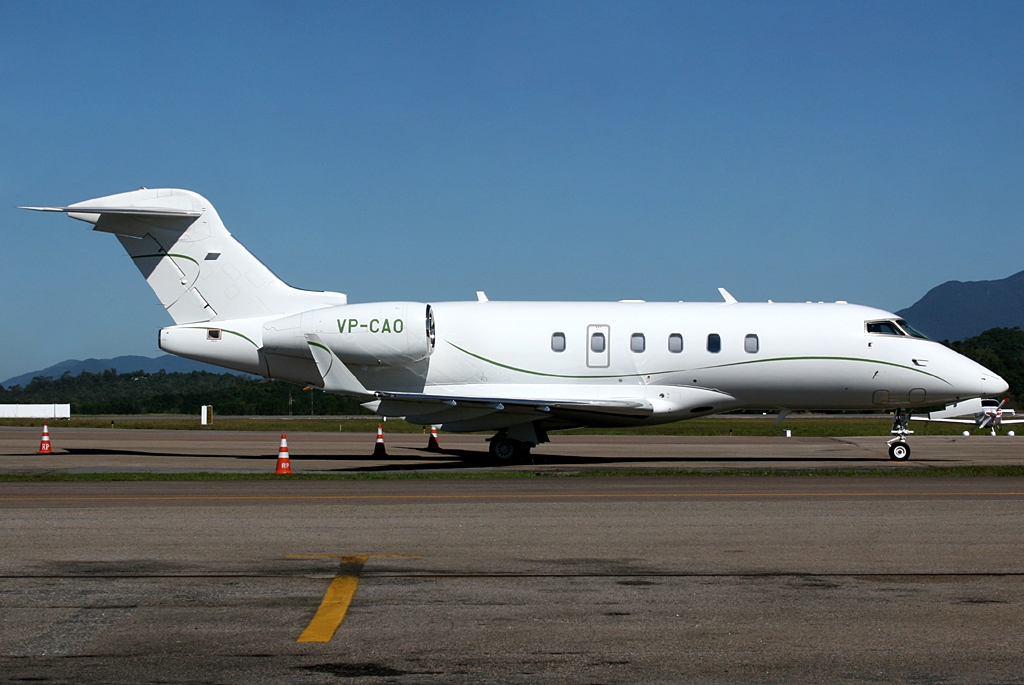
895,319,931,340
866,321,904,336
865,319,933,340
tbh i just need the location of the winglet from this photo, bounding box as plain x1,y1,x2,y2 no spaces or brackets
476,291,489,302
718,287,738,304
305,334,371,396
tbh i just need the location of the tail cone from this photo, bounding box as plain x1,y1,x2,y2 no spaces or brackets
37,423,53,455
275,433,292,474
426,425,441,452
373,423,388,457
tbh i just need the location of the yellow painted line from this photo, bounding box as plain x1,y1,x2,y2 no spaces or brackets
286,554,419,560
297,573,362,642
3,491,1024,502
294,554,418,642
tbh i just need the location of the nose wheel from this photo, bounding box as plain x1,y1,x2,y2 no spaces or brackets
887,408,913,461
888,441,911,461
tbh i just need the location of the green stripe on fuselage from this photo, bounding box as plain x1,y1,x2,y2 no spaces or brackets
446,341,950,385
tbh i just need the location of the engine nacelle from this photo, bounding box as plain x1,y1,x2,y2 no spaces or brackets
262,302,434,366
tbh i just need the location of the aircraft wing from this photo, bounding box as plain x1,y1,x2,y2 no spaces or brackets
912,416,977,425
373,391,654,421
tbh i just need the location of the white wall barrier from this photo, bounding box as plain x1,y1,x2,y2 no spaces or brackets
0,404,72,419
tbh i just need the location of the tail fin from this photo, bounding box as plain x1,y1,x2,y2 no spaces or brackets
23,188,346,324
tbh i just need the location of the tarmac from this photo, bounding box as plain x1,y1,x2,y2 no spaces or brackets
0,425,1022,473
2,427,1024,683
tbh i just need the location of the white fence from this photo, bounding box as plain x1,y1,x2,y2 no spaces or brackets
0,404,71,419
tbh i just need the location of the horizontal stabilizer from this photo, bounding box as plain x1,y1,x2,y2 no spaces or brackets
20,205,201,217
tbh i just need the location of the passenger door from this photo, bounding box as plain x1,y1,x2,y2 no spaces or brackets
587,324,610,368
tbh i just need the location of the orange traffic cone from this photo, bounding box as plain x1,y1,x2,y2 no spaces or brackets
426,425,442,452
37,423,53,454
373,423,388,457
275,434,292,474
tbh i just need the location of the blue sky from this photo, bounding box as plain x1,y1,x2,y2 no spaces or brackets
2,1,1022,382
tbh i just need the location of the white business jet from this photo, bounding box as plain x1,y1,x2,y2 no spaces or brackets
23,188,1009,462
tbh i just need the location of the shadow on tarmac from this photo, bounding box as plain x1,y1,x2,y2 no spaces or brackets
320,448,892,472
55,446,892,471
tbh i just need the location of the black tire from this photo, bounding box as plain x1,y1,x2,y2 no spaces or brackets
489,437,519,463
888,442,911,461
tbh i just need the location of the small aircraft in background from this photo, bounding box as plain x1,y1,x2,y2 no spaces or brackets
913,397,1022,436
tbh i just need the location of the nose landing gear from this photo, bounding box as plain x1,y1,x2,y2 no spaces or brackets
887,408,913,461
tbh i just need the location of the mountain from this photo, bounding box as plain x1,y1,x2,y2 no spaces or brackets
896,269,1024,342
1,355,243,389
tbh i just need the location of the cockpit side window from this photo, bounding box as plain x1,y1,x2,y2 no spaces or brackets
895,319,931,340
866,320,904,336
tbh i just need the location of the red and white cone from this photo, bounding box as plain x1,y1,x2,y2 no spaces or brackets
37,423,53,455
373,423,388,457
274,434,292,474
426,425,442,452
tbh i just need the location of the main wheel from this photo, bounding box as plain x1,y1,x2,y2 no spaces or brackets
489,437,519,463
888,441,911,461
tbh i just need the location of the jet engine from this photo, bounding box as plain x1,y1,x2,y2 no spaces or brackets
262,302,435,366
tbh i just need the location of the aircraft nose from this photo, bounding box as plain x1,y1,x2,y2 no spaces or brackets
985,373,1010,396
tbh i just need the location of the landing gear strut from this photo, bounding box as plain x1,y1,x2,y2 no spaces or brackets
887,408,913,461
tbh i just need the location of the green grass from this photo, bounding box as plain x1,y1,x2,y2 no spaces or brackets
2,465,1024,482
0,417,425,433
0,416,980,436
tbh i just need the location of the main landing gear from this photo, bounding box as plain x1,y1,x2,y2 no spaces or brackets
887,408,913,461
488,436,532,463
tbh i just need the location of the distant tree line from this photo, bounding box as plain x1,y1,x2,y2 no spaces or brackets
1,326,1022,414
0,369,370,416
945,327,1024,406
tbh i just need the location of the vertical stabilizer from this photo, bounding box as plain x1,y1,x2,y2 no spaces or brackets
24,189,346,324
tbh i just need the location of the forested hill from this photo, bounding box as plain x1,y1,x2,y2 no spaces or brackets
947,327,1024,406
0,369,370,416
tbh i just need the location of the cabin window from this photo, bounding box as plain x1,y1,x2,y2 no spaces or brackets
551,332,566,352
630,333,646,353
590,332,606,353
207,329,222,341
707,333,721,353
668,333,683,353
744,334,759,353
866,321,904,336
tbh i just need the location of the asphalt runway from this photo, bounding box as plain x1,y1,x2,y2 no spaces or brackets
1,426,1023,473
2,477,1024,683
